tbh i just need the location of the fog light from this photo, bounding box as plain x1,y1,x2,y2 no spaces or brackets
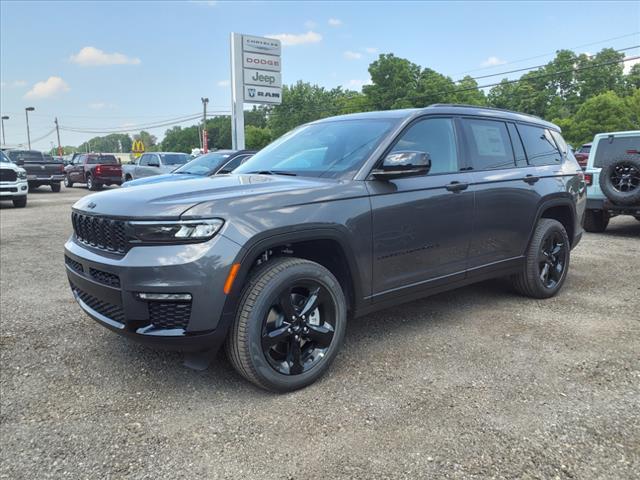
137,293,192,302
21,185,27,191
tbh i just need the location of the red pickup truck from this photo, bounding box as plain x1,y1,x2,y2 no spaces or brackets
64,153,122,190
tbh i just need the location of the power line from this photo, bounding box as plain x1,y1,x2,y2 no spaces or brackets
452,31,640,76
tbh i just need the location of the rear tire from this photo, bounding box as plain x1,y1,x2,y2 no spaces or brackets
512,218,570,299
87,175,97,191
584,209,609,233
12,196,27,208
226,257,347,392
50,182,61,192
64,175,73,188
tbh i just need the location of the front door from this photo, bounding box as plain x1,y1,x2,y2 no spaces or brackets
366,117,474,298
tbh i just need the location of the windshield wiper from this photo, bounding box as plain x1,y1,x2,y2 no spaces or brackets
248,170,297,176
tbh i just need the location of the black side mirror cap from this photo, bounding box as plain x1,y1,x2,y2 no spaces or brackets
372,151,431,180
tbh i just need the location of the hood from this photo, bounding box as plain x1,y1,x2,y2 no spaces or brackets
72,174,363,219
122,173,201,187
0,162,25,174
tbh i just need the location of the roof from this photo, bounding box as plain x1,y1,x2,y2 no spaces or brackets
313,104,558,130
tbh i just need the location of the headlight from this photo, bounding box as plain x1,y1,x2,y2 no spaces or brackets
17,170,27,180
128,218,224,243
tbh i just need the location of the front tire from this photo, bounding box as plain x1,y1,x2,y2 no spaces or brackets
226,257,347,392
512,218,570,299
12,196,27,208
584,209,609,233
64,175,73,188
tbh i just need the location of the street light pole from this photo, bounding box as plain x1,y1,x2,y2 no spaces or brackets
201,97,209,154
1,115,8,146
54,117,62,156
25,107,35,150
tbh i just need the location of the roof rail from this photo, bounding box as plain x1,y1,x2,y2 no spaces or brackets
428,103,544,121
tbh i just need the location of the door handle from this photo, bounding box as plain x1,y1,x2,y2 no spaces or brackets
445,181,469,192
523,174,540,185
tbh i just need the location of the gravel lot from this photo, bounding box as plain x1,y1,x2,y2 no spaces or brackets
1,186,639,479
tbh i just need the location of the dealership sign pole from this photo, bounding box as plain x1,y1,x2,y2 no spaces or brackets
230,33,282,150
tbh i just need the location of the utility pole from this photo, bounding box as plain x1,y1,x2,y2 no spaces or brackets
25,107,35,150
1,115,8,146
201,97,209,153
54,117,62,156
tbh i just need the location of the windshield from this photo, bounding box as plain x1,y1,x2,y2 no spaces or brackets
234,119,396,178
174,152,231,175
160,153,191,165
7,150,44,163
0,151,11,163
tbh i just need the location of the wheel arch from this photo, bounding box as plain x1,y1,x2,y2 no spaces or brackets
219,227,364,337
529,195,577,249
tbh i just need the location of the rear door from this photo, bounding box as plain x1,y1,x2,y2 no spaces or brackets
460,117,539,269
70,155,85,182
367,116,474,298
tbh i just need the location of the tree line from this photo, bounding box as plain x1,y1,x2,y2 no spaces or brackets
72,46,640,154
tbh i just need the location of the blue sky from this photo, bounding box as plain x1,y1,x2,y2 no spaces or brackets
1,0,639,150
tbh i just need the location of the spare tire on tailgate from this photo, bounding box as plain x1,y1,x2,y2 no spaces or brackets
598,154,640,205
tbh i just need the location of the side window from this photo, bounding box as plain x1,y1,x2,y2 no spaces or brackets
518,124,561,166
153,154,161,166
460,118,515,170
219,155,247,173
389,117,458,174
507,123,527,167
139,154,149,166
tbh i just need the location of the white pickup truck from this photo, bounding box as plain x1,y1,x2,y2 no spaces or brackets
121,152,191,182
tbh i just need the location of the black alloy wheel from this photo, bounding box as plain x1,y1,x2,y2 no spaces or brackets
538,231,567,290
261,281,336,375
609,161,640,193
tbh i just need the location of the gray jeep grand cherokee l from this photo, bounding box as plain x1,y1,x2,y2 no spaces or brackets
65,104,586,391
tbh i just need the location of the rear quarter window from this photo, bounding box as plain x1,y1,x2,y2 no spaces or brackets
593,135,640,168
517,124,561,166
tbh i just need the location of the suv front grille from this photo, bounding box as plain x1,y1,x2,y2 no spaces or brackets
148,302,191,330
89,268,121,288
71,284,124,324
71,212,127,254
0,169,17,182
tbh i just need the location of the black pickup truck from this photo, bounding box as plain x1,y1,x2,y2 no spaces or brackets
6,150,65,192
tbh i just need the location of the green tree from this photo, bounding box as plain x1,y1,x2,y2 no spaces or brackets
576,48,625,99
245,125,272,150
556,91,635,145
625,63,640,92
363,54,421,110
454,76,486,106
205,116,232,150
78,133,132,153
411,68,457,106
161,125,199,153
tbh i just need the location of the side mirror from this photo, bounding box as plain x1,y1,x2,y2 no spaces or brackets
148,162,160,168
372,151,431,179
15,159,25,166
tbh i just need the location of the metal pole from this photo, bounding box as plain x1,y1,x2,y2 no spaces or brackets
1,116,8,146
55,117,62,156
201,97,209,153
230,32,245,150
25,108,33,150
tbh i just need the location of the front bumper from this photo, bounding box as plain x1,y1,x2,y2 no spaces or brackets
64,233,242,351
0,180,28,198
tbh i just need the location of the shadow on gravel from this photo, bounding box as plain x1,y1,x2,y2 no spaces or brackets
599,219,640,238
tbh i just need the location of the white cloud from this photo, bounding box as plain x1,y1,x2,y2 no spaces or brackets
304,20,317,29
217,79,230,87
364,47,378,54
623,56,640,74
481,56,507,67
24,76,70,99
344,50,362,60
328,18,342,27
69,46,141,66
266,31,322,47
